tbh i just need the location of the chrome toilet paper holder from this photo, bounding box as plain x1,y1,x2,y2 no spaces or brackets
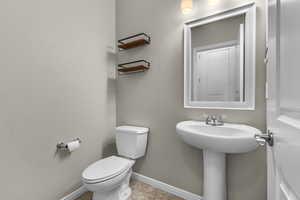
56,138,82,150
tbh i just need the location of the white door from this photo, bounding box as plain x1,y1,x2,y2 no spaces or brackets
194,46,238,101
267,0,300,200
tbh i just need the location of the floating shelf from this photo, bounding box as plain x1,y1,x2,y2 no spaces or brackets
118,33,151,50
118,60,150,75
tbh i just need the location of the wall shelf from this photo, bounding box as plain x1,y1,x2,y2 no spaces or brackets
118,60,150,75
118,33,151,50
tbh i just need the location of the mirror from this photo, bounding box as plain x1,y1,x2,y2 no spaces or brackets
184,3,256,110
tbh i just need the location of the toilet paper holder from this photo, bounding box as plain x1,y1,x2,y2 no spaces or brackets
56,138,82,150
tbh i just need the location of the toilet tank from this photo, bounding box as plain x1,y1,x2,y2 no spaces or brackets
116,126,149,159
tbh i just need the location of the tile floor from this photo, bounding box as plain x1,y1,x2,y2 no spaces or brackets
75,180,184,200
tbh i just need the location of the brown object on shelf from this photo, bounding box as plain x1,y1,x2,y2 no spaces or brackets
118,65,148,73
118,33,151,50
118,39,148,50
118,60,150,75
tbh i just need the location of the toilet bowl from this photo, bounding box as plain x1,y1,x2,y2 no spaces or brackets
82,156,135,200
82,126,149,200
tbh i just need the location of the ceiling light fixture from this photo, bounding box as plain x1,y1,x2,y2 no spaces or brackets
181,0,193,15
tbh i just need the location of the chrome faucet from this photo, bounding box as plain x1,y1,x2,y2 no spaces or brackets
205,115,224,126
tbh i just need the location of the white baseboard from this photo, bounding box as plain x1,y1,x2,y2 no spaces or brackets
59,186,87,200
132,172,203,200
59,173,202,200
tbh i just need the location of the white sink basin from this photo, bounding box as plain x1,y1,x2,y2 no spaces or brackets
176,120,262,200
176,121,260,153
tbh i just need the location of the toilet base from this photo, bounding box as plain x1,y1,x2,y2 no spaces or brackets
93,187,131,200
91,169,132,200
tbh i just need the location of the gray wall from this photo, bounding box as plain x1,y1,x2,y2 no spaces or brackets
116,0,266,200
0,0,116,199
191,15,244,49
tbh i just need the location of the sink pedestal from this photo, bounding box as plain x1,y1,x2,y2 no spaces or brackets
203,150,226,200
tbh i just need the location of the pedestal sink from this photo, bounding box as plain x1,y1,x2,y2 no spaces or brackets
176,121,261,200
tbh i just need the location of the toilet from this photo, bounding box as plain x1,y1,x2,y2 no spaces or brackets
82,126,149,200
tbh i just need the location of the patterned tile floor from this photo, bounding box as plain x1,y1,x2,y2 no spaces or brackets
76,180,184,200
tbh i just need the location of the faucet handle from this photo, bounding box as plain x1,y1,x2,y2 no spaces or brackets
217,114,227,122
204,114,212,125
214,115,224,126
203,114,211,121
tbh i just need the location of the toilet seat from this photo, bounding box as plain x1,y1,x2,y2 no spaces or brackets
82,156,134,184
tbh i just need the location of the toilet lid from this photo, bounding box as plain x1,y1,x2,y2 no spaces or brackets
82,156,133,183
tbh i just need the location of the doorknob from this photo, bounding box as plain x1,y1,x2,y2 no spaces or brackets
254,130,274,147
